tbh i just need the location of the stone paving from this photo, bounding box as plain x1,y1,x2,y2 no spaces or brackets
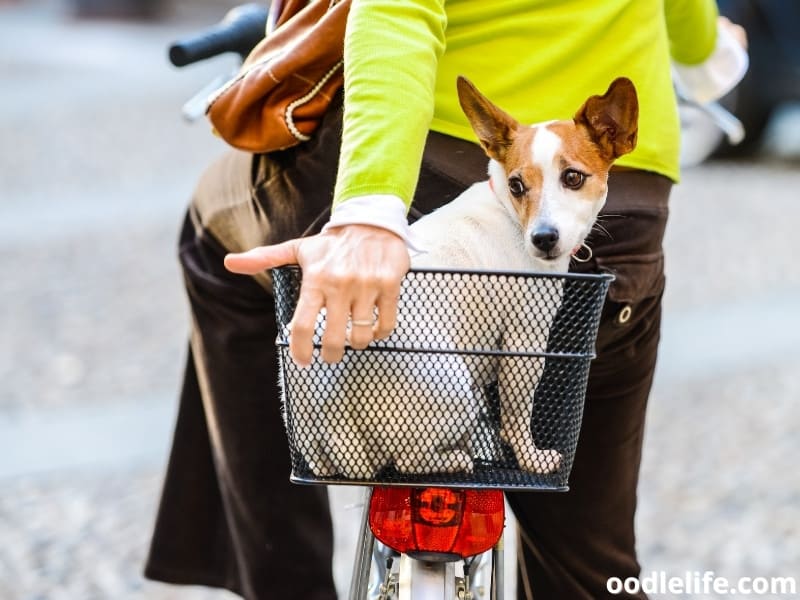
1,1,799,599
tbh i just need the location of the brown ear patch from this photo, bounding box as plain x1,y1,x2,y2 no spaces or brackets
457,75,520,162
574,77,639,160
489,125,537,222
546,120,617,175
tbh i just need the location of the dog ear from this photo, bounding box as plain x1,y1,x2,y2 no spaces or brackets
457,76,520,162
574,77,639,160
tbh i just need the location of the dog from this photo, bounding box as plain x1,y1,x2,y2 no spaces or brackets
284,76,639,479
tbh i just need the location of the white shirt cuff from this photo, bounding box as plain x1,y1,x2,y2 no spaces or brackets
322,195,427,252
672,22,749,105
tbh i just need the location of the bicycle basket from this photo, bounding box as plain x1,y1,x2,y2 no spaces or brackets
272,266,612,491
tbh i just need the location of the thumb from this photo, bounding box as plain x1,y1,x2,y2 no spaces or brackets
224,239,301,274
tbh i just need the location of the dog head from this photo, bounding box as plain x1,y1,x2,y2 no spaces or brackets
457,76,639,266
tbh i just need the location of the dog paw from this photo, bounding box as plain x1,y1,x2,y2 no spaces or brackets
338,464,379,481
303,447,337,477
308,459,338,477
439,448,474,474
516,447,562,474
499,427,562,474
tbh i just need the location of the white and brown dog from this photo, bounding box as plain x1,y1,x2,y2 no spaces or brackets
286,76,638,479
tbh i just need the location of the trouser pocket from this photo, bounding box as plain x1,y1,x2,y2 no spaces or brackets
595,253,665,358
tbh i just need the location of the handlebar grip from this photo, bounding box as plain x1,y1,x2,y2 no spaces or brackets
168,3,270,67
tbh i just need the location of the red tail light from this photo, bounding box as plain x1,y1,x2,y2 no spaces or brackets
368,487,504,558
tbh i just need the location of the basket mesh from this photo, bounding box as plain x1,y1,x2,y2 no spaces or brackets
273,267,612,490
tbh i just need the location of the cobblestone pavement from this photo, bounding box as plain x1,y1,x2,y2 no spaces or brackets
2,2,799,599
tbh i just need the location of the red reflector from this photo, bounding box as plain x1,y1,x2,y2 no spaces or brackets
369,487,504,558
412,488,463,526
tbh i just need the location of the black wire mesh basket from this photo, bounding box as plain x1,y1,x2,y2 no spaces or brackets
273,266,612,491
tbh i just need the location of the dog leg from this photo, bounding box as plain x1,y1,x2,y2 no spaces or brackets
327,418,378,480
498,356,562,474
304,438,338,477
500,419,562,473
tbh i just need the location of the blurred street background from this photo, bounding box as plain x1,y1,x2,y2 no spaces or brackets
1,1,798,598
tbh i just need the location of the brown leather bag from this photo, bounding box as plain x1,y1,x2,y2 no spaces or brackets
206,0,351,153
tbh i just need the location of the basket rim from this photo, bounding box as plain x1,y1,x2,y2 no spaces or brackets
273,265,615,283
289,475,571,492
273,265,612,358
275,342,597,360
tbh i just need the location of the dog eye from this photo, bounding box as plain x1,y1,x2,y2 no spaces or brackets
561,169,586,190
508,176,526,197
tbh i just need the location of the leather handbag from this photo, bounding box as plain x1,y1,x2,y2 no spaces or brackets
206,0,351,153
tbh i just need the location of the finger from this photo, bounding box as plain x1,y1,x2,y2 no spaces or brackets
224,239,302,274
288,287,325,367
320,296,350,364
374,285,401,341
348,299,378,350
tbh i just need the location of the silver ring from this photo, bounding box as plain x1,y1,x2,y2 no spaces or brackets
571,243,593,263
350,319,375,327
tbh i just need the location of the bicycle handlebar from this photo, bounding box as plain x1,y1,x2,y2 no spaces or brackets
168,3,269,67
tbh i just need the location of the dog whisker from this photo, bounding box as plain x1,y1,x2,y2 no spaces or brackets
591,222,613,240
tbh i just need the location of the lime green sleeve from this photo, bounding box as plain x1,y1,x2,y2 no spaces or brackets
333,0,447,210
664,0,719,64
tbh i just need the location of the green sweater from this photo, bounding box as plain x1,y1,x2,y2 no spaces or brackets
333,0,718,209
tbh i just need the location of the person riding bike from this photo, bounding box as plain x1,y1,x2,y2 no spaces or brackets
145,1,745,598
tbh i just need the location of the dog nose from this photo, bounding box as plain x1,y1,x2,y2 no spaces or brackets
531,227,559,252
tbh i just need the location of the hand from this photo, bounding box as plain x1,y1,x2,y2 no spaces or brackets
224,224,410,367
